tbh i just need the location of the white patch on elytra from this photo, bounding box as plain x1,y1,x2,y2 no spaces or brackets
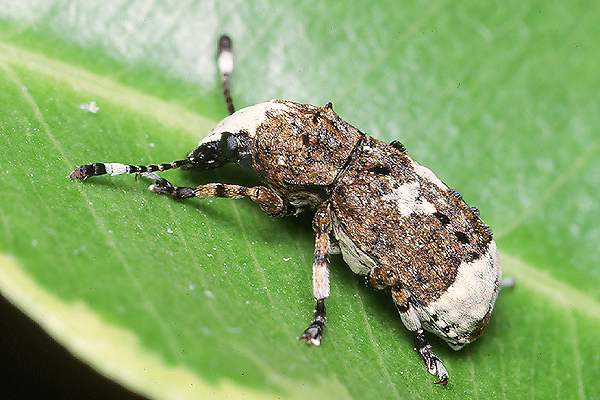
382,181,436,216
418,241,501,349
199,100,290,145
334,225,377,275
411,161,448,191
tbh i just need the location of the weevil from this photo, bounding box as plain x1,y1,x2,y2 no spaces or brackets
69,35,505,385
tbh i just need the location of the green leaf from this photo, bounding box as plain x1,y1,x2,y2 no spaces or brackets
1,2,599,399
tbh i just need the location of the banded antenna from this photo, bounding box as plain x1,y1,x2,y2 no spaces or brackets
218,35,235,115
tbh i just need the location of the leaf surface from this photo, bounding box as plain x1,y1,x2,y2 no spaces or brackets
0,2,599,399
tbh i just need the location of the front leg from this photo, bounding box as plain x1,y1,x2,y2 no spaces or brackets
149,179,289,217
299,204,332,346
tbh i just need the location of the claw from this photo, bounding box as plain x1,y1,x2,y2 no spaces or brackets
299,299,326,346
148,178,175,195
433,359,449,385
69,165,91,180
415,345,449,386
298,322,323,346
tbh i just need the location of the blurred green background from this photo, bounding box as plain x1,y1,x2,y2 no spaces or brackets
0,1,598,399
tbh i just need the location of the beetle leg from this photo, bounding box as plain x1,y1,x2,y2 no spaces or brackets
328,233,341,255
414,329,449,385
299,205,332,346
501,276,515,289
392,287,449,385
300,298,326,346
367,265,399,290
149,179,289,217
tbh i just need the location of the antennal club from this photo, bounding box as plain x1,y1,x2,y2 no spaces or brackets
218,34,235,115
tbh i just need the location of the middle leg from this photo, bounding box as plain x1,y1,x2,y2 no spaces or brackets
299,204,333,346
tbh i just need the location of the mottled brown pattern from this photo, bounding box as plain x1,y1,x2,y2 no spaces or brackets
331,137,493,304
250,101,363,192
368,265,400,290
391,287,410,311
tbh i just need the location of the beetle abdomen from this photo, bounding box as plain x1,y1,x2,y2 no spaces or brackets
418,241,500,349
331,137,498,304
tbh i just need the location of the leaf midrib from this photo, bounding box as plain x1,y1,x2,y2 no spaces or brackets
1,38,598,322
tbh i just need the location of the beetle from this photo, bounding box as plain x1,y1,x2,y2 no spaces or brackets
69,34,503,385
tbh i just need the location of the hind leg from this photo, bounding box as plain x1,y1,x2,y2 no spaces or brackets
366,267,449,385
392,287,449,385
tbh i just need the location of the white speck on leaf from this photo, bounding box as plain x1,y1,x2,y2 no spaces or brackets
200,326,212,336
166,227,173,234
79,100,100,113
31,239,38,247
569,224,581,237
283,257,291,262
204,289,215,299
